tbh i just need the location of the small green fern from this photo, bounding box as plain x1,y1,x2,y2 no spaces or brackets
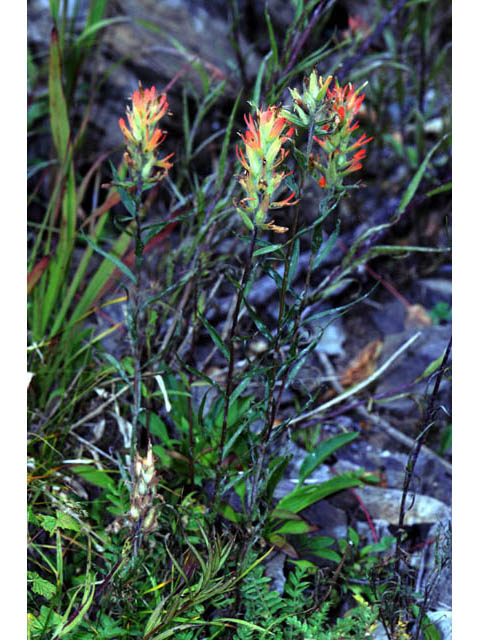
231,560,378,640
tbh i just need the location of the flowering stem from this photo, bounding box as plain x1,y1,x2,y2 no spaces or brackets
263,111,317,442
212,223,258,512
130,172,147,474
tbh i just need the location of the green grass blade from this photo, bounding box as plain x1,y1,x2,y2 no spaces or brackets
252,51,271,107
397,133,450,214
49,206,110,336
41,154,77,337
48,27,70,161
217,89,243,188
265,5,279,70
80,232,137,285
74,17,128,49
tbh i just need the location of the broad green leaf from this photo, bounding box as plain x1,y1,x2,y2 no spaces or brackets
274,520,314,535
421,616,442,640
72,465,115,490
55,511,81,532
29,572,57,600
218,502,240,523
298,432,359,485
359,535,395,557
274,472,363,513
38,514,58,535
303,536,335,550
143,412,173,447
348,526,360,546
268,534,298,558
309,548,342,562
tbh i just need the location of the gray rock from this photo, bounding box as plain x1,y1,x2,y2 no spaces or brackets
263,550,286,595
374,325,451,412
337,445,451,506
350,486,451,526
427,609,452,640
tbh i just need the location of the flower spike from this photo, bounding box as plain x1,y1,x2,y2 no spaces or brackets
118,83,173,182
234,105,297,232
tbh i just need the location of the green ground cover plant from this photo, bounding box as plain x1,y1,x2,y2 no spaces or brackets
28,1,451,638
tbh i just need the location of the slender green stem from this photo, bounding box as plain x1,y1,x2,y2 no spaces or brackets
129,173,145,468
212,224,258,512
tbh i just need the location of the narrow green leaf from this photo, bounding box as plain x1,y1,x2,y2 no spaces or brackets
287,238,300,289
397,133,450,214
48,27,70,161
68,229,132,327
74,17,128,48
229,376,254,406
313,220,340,270
298,432,359,485
243,299,273,340
237,208,255,231
253,243,283,257
198,312,230,362
426,181,452,197
265,456,292,503
110,162,136,216
53,574,96,638
252,51,271,106
414,347,449,383
80,232,137,285
265,6,279,69
49,0,60,23
270,509,303,521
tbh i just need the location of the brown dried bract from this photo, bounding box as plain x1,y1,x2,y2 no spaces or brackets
340,339,383,388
